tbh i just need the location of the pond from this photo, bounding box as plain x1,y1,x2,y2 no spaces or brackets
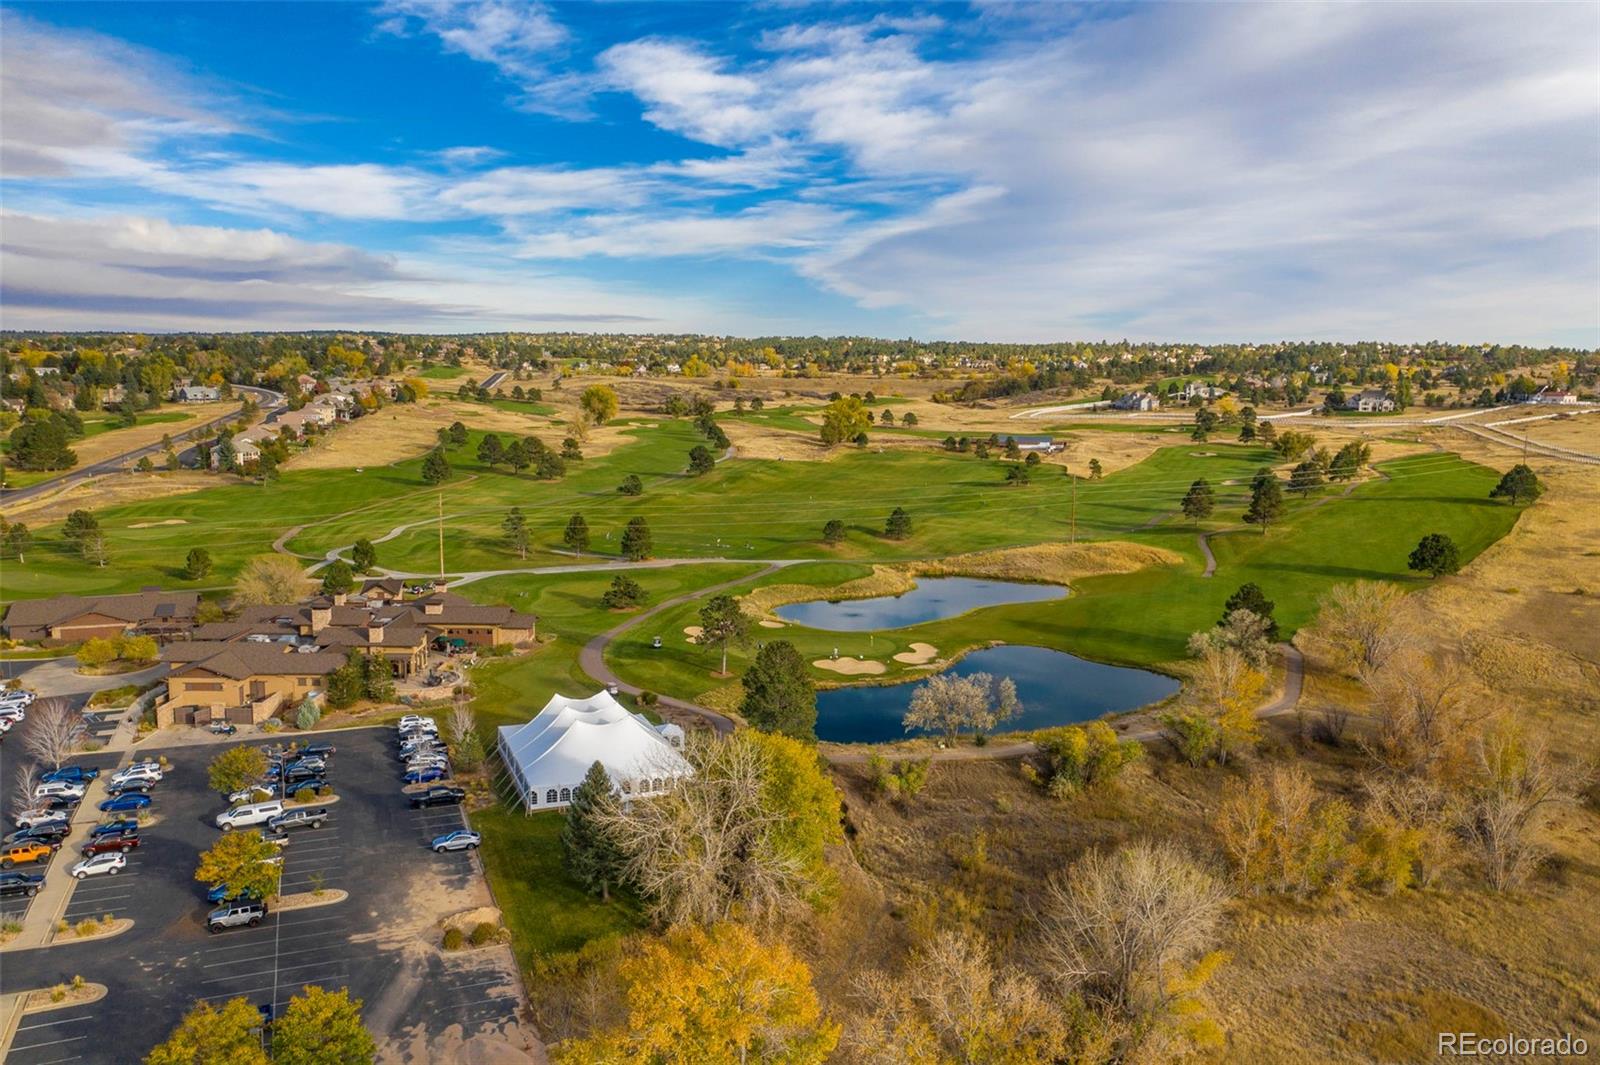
815,644,1180,744
774,577,1067,631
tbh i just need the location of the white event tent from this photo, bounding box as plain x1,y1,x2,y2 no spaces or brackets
496,690,691,812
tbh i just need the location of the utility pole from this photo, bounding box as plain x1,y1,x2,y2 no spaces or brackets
437,493,445,580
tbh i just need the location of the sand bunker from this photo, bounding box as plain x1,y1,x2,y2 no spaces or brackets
814,657,887,676
128,518,188,528
683,625,703,643
758,619,786,629
892,642,939,665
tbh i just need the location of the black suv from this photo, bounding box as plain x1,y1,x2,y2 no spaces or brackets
3,823,70,848
408,785,466,808
0,871,45,898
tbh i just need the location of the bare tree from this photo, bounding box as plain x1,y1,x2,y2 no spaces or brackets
595,732,809,927
1315,580,1417,673
903,672,1021,742
11,762,41,819
1360,650,1485,780
1457,724,1589,892
445,694,484,772
23,698,87,770
1037,841,1228,1037
232,554,312,606
1187,609,1274,670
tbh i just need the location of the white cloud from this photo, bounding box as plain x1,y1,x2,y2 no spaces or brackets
598,40,770,147
507,202,846,259
377,0,566,75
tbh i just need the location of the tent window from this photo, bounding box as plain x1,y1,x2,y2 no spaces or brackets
621,780,632,794
546,789,558,804
526,789,537,807
653,778,664,791
559,787,571,803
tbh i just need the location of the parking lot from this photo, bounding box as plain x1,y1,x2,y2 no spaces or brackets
0,725,529,1063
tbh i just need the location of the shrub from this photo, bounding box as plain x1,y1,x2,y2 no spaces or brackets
1,920,22,935
868,753,931,803
50,984,67,1003
442,927,464,950
316,785,333,797
637,690,659,708
294,787,315,804
71,974,85,990
75,918,99,937
470,921,498,946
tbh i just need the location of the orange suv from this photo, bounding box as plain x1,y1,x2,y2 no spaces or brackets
0,842,53,869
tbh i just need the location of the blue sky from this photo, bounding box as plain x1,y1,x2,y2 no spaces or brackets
2,1,1596,343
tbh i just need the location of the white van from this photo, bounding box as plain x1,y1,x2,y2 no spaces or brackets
216,800,285,831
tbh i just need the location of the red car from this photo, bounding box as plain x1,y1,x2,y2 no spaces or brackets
83,834,140,857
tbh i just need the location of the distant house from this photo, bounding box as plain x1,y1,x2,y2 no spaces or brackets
1530,388,1578,406
1004,434,1063,453
1112,392,1161,412
176,385,220,403
1346,389,1396,413
2,589,199,645
1180,380,1227,401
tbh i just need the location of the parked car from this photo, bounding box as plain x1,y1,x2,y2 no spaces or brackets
0,871,45,898
216,800,284,831
282,777,327,796
34,780,87,800
0,706,28,723
408,785,466,808
267,808,329,832
4,823,69,849
397,714,435,732
207,721,238,736
112,764,163,786
430,829,481,853
228,785,275,804
0,689,36,705
26,795,78,814
13,810,68,830
207,899,267,932
71,852,126,879
40,766,100,785
402,766,447,785
83,833,140,856
399,738,444,756
90,820,139,840
0,842,53,869
0,716,15,733
105,779,152,798
99,793,153,813
284,755,326,773
300,742,336,758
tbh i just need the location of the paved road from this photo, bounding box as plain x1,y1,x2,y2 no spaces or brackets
0,386,285,503
578,563,794,734
480,370,509,391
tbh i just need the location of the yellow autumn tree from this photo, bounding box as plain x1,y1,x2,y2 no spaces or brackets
554,922,839,1065
1191,645,1265,763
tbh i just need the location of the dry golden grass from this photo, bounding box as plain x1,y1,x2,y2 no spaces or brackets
0,470,217,524
71,401,240,467
741,566,915,617
913,540,1184,585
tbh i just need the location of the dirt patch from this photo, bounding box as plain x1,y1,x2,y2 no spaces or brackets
814,657,887,676
682,625,703,642
912,540,1183,585
277,888,348,911
127,518,189,529
24,982,108,1013
892,642,940,665
46,916,133,946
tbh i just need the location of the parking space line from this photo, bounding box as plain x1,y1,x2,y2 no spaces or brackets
7,1035,87,1050
203,943,337,967
15,1016,92,1031
17,1054,84,1065
199,971,350,1001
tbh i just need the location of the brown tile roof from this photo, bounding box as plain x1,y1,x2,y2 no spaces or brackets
4,591,199,631
168,642,346,680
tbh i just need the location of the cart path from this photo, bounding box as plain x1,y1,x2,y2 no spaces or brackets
577,563,795,734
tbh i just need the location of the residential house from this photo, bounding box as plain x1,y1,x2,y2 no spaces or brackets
155,642,347,726
1345,389,1396,413
1003,434,1063,454
176,385,221,403
1112,392,1161,411
1530,388,1579,405
2,589,199,645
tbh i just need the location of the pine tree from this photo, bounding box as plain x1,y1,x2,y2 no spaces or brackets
502,507,530,559
561,761,627,901
563,513,590,555
740,641,817,741
621,517,652,561
1243,467,1284,533
421,448,451,485
1489,463,1543,505
884,507,913,540
1182,478,1215,524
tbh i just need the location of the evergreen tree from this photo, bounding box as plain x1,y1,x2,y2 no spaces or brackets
740,641,817,741
822,519,845,545
687,445,716,475
1182,478,1215,524
563,513,590,555
1223,582,1279,639
1408,533,1461,578
320,560,354,596
1489,463,1543,505
534,450,566,480
505,438,531,475
1288,459,1325,495
600,574,646,608
561,436,583,460
1,521,31,564
561,761,627,901
618,473,643,496
421,448,451,484
502,507,530,559
1088,458,1103,479
448,421,468,447
621,517,652,561
6,418,76,470
1243,467,1284,533
884,507,913,540
476,433,505,469
183,547,212,580
351,538,377,573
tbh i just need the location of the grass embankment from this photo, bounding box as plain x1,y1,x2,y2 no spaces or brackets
415,364,469,380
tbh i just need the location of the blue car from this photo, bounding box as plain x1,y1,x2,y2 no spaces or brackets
41,766,100,785
403,766,447,785
98,793,151,813
206,883,264,904
90,819,139,840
